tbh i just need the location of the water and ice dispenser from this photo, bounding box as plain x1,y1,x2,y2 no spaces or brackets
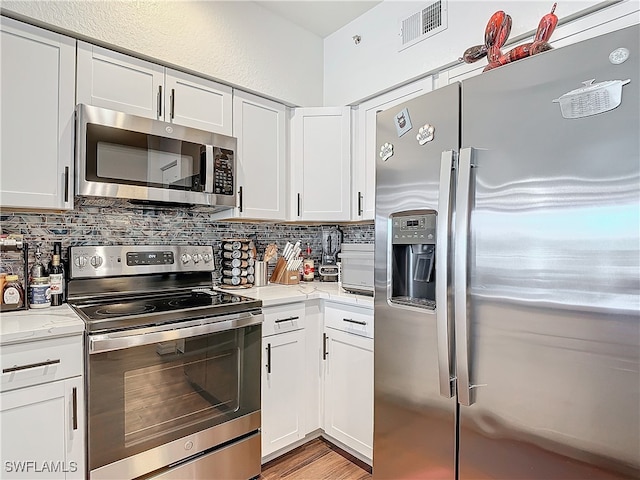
390,211,437,309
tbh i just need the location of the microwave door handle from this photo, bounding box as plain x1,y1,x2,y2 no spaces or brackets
205,145,214,194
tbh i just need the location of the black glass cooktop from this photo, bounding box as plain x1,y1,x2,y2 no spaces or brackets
70,289,262,333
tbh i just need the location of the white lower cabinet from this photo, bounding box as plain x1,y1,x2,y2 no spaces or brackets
260,300,373,464
0,335,85,479
322,303,374,462
261,303,307,458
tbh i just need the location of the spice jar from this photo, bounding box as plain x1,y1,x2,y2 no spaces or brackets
3,275,24,308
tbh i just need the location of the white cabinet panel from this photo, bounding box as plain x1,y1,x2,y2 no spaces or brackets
0,374,85,479
215,90,288,220
323,327,373,462
261,329,306,458
165,69,232,134
77,41,163,119
291,107,351,221
324,303,374,339
77,42,231,134
0,17,75,210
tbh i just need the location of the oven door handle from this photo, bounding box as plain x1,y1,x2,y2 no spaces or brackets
89,311,263,354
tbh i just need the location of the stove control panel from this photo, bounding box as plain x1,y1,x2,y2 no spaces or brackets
69,245,215,279
127,251,174,266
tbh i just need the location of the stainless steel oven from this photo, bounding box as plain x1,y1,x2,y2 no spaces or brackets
67,245,262,480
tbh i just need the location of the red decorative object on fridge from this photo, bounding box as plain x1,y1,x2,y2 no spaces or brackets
460,3,558,72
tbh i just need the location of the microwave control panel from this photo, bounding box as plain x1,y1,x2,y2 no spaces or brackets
391,213,436,244
213,148,234,195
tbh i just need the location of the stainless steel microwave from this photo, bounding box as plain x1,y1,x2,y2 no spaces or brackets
76,104,237,208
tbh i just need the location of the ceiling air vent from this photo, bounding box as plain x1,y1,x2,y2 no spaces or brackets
399,0,447,51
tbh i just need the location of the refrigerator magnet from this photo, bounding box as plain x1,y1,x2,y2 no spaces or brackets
416,124,435,145
394,107,413,137
380,142,394,162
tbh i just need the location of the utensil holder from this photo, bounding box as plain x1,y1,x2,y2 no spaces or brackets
269,257,300,285
254,261,268,287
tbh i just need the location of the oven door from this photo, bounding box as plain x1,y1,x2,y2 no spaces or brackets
86,310,262,480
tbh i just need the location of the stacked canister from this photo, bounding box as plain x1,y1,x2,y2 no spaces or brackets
220,238,255,287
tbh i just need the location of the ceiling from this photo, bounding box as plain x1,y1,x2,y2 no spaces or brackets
256,1,382,38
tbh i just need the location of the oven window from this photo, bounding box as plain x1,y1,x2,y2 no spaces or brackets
88,324,260,471
85,123,206,191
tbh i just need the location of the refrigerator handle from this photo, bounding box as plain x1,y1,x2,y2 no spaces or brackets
436,150,456,398
454,147,476,406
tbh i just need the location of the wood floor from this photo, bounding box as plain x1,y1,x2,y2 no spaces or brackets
260,438,372,480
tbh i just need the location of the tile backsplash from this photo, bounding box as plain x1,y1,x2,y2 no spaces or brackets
0,197,374,284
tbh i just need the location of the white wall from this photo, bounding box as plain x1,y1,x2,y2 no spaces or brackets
1,0,324,107
323,0,633,105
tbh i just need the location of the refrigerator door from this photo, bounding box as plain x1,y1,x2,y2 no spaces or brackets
458,25,639,479
373,83,459,479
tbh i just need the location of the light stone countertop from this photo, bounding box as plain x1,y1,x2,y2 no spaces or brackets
0,282,372,346
0,304,85,346
216,281,374,309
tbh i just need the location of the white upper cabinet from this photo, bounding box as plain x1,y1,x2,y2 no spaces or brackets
351,77,433,220
0,17,75,210
291,107,351,222
164,69,232,134
214,90,288,221
77,42,232,135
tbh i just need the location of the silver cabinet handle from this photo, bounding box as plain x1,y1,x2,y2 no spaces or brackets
454,147,475,406
72,387,78,430
275,316,299,323
64,166,70,203
266,343,272,374
322,333,328,360
436,150,456,398
170,88,175,119
357,191,363,216
343,318,366,326
239,186,244,213
3,359,60,373
157,85,163,118
297,193,301,217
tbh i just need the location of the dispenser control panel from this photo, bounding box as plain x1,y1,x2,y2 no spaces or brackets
392,213,436,244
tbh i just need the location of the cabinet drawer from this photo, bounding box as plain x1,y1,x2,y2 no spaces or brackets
1,334,83,392
324,303,374,338
262,303,306,337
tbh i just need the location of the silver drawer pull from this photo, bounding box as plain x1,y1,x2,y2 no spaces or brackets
275,316,299,324
343,318,367,326
3,359,61,374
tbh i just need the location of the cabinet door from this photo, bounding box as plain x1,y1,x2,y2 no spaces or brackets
261,330,306,458
0,17,75,210
352,77,433,220
77,41,164,119
0,377,85,479
218,90,287,220
291,107,351,221
165,69,232,134
323,327,373,461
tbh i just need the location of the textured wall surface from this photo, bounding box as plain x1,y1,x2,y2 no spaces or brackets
0,198,373,285
1,0,324,106
324,0,632,105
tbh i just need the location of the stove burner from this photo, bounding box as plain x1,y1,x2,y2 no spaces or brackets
94,304,157,317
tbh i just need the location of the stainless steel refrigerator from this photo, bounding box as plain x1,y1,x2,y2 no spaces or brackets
373,25,639,480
